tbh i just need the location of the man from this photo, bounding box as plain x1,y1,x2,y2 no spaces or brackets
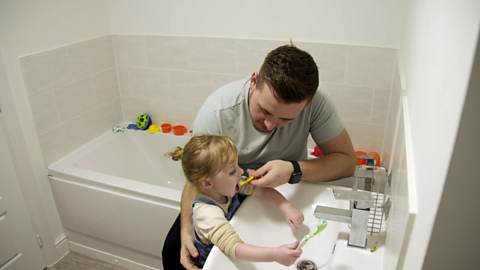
162,43,356,270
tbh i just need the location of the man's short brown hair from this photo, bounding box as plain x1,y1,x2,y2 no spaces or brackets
258,43,319,103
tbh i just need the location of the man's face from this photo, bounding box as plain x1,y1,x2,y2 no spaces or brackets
248,73,308,132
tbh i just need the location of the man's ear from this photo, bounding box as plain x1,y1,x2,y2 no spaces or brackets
250,72,258,89
199,179,213,189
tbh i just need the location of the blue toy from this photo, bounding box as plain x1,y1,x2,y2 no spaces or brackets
127,123,140,130
136,114,152,130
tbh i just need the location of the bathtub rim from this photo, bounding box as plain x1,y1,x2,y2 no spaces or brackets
47,126,191,206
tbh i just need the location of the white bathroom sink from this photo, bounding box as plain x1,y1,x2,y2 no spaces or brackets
203,182,351,270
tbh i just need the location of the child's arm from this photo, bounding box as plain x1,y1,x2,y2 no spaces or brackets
235,241,302,266
195,203,302,266
255,188,304,232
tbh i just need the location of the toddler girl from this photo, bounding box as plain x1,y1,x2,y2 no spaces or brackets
164,134,304,268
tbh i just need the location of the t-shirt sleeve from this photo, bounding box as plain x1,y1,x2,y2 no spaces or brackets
239,184,259,196
309,83,345,144
192,97,221,135
193,203,244,259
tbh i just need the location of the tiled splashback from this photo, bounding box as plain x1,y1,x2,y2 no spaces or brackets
114,35,397,158
20,34,398,166
20,36,123,166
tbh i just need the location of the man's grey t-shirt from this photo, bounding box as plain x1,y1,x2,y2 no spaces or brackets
193,77,344,171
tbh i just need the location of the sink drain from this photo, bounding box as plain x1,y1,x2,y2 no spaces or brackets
296,260,317,270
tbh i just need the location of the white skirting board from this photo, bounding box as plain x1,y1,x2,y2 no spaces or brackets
69,242,163,270
49,234,70,267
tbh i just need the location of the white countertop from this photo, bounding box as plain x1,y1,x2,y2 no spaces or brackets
203,182,384,270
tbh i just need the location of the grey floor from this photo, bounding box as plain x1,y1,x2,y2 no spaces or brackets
48,252,128,270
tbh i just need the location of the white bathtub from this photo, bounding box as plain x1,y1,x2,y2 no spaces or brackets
48,128,191,270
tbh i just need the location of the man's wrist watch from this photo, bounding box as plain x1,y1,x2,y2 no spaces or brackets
288,161,302,184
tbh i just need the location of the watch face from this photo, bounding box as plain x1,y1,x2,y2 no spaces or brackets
290,172,302,184
289,161,302,184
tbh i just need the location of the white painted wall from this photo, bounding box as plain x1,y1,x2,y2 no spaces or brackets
107,0,406,48
398,0,480,269
0,0,111,264
422,35,480,270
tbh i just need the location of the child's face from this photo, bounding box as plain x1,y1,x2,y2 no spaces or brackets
209,159,244,198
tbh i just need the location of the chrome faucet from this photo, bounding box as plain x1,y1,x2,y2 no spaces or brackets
313,165,387,248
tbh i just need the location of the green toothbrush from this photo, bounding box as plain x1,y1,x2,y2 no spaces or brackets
296,219,328,250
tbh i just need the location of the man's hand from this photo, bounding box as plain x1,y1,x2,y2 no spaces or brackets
180,233,201,270
247,160,294,188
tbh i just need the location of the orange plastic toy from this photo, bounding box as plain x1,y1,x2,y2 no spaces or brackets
311,146,323,157
173,125,186,136
368,152,381,166
355,151,367,165
161,123,172,133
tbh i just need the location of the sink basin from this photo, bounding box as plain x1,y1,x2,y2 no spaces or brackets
203,182,350,270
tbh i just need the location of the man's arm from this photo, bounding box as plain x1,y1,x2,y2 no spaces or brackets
179,181,201,270
248,129,356,187
301,128,356,182
179,94,221,269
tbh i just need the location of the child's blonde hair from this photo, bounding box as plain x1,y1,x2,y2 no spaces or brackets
164,134,238,188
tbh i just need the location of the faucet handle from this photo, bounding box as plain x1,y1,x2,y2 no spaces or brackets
333,189,376,209
332,189,373,202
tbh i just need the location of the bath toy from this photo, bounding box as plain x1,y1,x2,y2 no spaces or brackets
112,126,125,133
161,123,172,133
127,123,140,130
173,125,186,135
147,124,160,134
311,146,323,157
355,151,367,165
367,151,381,166
136,114,152,130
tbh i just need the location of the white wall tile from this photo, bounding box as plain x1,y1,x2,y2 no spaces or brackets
67,38,108,80
80,101,115,142
326,83,374,123
53,78,95,122
113,35,147,68
236,39,285,75
344,121,385,154
188,37,236,73
129,68,169,99
117,67,131,95
382,61,403,169
121,96,151,123
38,117,85,166
346,46,396,88
145,36,189,70
91,67,120,104
213,73,247,91
169,70,214,103
112,97,124,125
20,48,72,97
371,88,392,125
297,42,348,84
29,92,60,134
150,99,194,129
103,36,116,68
21,35,401,169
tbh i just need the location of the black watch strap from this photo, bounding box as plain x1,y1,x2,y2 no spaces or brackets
288,161,302,184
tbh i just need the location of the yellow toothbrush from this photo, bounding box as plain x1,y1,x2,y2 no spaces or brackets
240,176,255,187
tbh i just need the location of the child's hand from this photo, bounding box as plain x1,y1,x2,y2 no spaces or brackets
284,205,304,232
273,241,302,266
